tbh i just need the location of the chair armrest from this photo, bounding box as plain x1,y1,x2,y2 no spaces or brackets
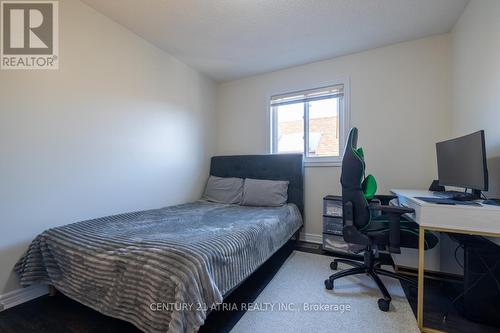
370,204,415,254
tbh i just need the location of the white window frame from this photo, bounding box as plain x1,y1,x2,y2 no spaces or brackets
269,78,350,167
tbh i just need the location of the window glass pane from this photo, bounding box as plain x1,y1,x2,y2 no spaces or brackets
276,102,304,153
307,98,340,157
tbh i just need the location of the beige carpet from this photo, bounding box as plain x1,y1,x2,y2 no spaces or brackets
231,251,419,333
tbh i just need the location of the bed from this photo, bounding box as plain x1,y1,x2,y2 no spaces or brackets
15,154,304,333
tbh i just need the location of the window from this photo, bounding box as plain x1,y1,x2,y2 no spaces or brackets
270,83,348,166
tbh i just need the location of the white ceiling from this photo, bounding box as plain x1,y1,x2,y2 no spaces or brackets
81,0,469,82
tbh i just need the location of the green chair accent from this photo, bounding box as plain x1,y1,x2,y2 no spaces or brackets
362,174,377,200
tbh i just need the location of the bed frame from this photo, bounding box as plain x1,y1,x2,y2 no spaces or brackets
51,154,305,333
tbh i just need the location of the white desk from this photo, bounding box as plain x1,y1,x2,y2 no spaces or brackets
391,189,500,333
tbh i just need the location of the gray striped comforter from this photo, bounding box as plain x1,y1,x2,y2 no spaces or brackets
15,200,302,333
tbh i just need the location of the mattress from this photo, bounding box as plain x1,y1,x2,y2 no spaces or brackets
15,200,303,333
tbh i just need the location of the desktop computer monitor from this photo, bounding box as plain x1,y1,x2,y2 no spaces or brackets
436,130,488,199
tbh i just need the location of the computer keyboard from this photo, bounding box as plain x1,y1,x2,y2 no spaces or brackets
431,191,479,201
431,190,467,198
416,197,481,206
431,192,451,199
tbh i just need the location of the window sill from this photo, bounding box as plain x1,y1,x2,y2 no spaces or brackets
304,160,342,168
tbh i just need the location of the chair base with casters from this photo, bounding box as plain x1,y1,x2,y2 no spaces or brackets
324,247,417,312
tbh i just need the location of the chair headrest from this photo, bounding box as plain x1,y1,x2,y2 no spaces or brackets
347,127,358,151
342,127,378,200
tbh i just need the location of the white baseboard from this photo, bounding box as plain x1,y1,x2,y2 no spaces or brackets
300,232,322,244
0,285,48,312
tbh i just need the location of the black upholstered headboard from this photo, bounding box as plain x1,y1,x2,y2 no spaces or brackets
209,154,304,215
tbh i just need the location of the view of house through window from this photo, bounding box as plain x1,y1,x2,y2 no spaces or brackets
271,84,346,163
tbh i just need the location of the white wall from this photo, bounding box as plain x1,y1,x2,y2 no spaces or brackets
217,35,451,240
451,0,500,198
0,0,217,294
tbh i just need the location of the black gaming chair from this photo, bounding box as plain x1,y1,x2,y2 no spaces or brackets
324,127,438,311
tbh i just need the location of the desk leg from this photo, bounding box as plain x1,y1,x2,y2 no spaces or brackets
417,226,425,331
